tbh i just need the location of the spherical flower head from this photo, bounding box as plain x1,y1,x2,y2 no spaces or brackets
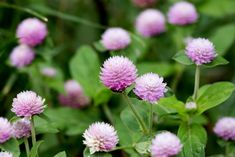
11,91,45,117
213,117,235,140
186,38,216,65
12,118,31,139
134,73,167,103
151,131,182,157
64,80,83,96
10,44,35,68
136,9,166,37
58,94,90,108
83,122,119,154
185,101,197,110
0,117,12,144
132,0,156,8
41,67,57,77
168,1,198,25
100,56,137,92
16,18,48,47
0,152,13,157
101,28,131,51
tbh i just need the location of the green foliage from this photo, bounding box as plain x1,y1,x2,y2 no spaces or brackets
54,151,67,157
0,139,20,157
83,147,112,157
173,51,193,65
30,140,44,157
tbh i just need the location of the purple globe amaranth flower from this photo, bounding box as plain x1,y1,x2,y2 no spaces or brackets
151,131,182,157
12,118,31,139
58,94,90,108
136,9,166,37
41,67,57,77
213,117,235,141
0,117,12,144
186,38,217,65
16,18,47,47
134,73,167,103
0,152,13,157
83,122,119,154
168,1,198,25
64,80,83,96
11,91,46,117
132,0,157,7
100,56,137,92
101,28,131,51
10,44,35,68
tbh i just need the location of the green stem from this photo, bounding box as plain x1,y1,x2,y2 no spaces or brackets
0,73,17,98
102,103,114,124
171,64,185,92
193,66,200,100
110,145,133,151
122,93,148,134
149,104,153,135
31,116,37,146
225,142,233,157
24,138,30,157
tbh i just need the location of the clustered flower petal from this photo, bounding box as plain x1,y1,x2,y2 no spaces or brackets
168,1,198,25
132,0,156,7
83,122,119,154
186,38,216,65
0,152,13,157
10,44,35,68
134,73,167,103
12,118,31,139
0,117,12,144
151,131,182,157
16,18,47,47
100,56,137,92
101,28,131,51
213,117,235,141
11,91,45,117
136,9,166,37
41,67,57,77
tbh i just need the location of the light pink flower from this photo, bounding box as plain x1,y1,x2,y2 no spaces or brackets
214,117,235,140
132,0,156,7
12,118,31,139
0,117,12,144
0,152,13,157
41,67,57,77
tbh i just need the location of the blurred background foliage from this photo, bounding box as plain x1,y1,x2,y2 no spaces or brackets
1,0,235,156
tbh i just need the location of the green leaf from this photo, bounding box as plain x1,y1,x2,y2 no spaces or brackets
54,151,67,157
197,82,235,114
178,124,207,157
83,147,112,157
203,56,228,68
135,141,151,155
34,115,59,134
30,140,44,157
93,87,112,106
0,139,20,157
210,24,235,55
173,51,193,65
69,46,101,98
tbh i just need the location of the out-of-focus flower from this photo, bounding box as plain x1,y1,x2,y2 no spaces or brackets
12,118,31,139
151,131,182,157
64,80,82,96
0,117,12,144
16,18,47,47
101,28,131,51
0,152,13,157
83,122,119,154
214,117,235,140
134,73,167,103
185,102,197,110
10,44,35,68
132,0,156,8
168,1,198,25
41,67,57,77
100,56,137,92
186,38,216,65
136,9,166,37
11,91,45,117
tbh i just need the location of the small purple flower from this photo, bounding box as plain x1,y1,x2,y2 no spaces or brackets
83,122,119,154
59,94,90,108
134,73,167,103
64,80,83,96
151,131,182,157
0,152,13,157
11,91,45,117
168,1,198,25
10,44,35,68
132,0,156,7
100,56,137,92
136,9,166,37
41,67,57,77
16,18,48,47
12,118,31,139
0,117,12,144
186,38,216,65
214,117,235,141
101,28,131,51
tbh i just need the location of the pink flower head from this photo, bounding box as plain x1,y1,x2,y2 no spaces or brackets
168,1,198,25
132,0,156,7
213,117,235,140
101,28,131,51
0,152,13,157
59,94,90,108
11,91,45,117
41,67,57,77
83,122,119,154
151,131,182,157
16,18,47,47
134,73,167,103
10,44,35,68
100,56,137,92
186,38,216,65
136,9,166,37
0,117,12,144
12,118,31,139
64,80,83,96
